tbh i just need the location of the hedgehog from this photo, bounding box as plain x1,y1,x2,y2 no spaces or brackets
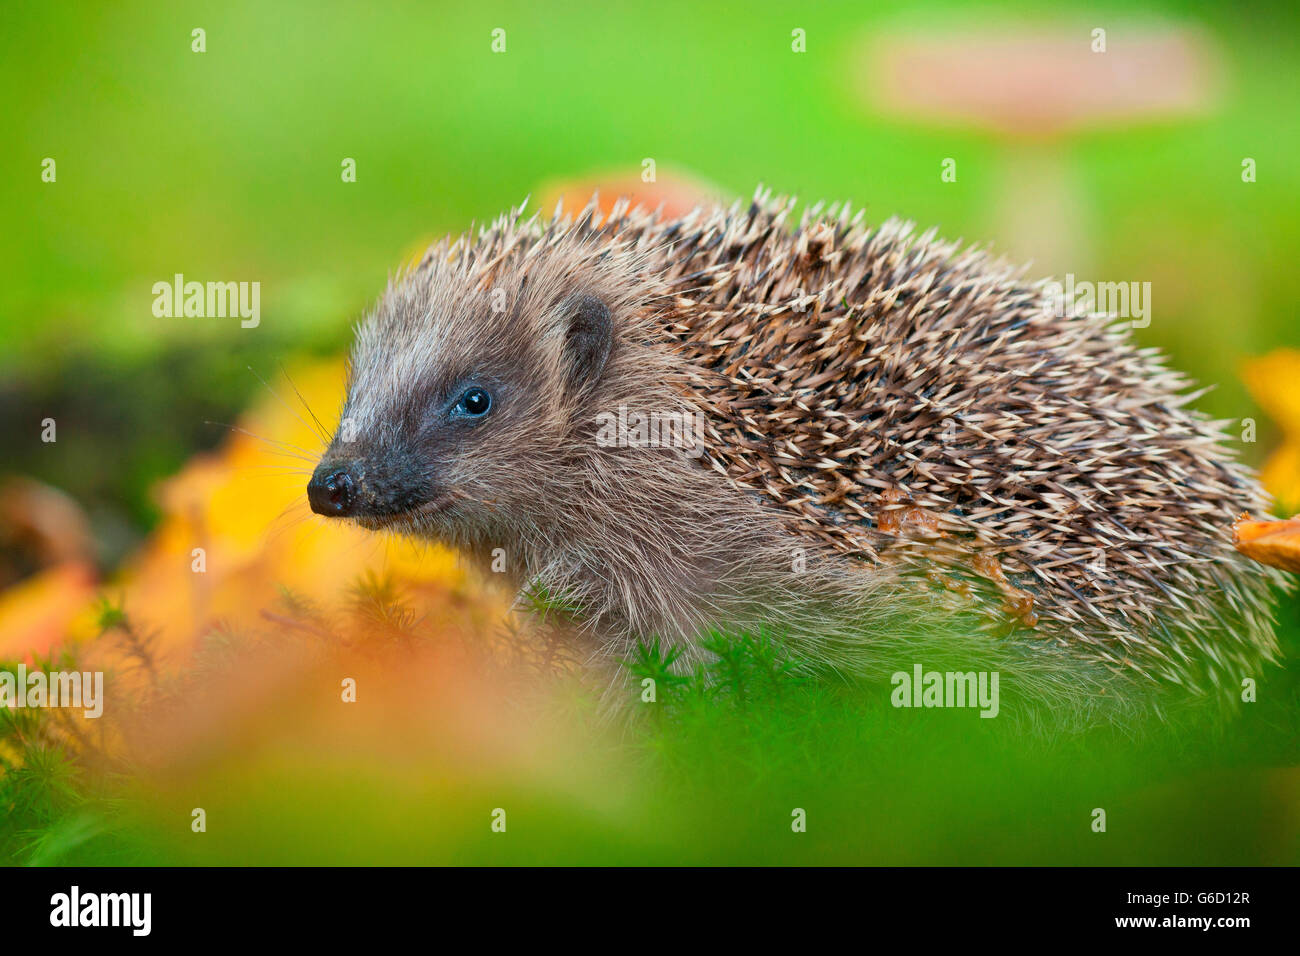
307,188,1287,720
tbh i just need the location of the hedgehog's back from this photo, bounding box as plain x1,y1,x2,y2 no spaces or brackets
628,193,1281,692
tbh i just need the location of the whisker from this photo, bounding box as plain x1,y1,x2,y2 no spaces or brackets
277,360,332,445
235,468,316,479
229,454,318,471
246,365,330,453
205,421,319,462
264,506,317,545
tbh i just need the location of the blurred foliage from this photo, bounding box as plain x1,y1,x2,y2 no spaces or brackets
1243,349,1300,513
2,595,1297,866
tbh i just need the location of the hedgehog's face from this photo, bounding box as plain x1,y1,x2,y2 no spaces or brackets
308,275,614,544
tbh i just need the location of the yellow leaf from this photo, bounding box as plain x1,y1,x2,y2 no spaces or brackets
1242,348,1300,513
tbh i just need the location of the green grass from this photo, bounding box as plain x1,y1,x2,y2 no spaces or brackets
4,583,1297,866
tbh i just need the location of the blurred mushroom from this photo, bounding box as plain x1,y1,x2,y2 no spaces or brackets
538,168,722,222
0,476,100,658
860,24,1221,273
0,476,97,584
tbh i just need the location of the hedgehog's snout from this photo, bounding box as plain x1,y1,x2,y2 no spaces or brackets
308,464,358,517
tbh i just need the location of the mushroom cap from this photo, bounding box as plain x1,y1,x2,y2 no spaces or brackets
862,25,1220,137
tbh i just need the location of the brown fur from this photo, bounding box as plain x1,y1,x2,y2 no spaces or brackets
317,188,1285,716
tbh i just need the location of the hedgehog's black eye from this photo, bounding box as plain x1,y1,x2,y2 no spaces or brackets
455,387,492,418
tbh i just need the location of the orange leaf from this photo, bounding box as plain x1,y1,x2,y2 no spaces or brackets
1233,514,1300,574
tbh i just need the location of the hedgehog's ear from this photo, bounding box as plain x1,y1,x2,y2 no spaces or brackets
558,293,613,395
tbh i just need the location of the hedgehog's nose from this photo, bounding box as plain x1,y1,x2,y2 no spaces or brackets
308,466,357,517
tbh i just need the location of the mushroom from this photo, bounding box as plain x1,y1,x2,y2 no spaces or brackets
859,24,1221,274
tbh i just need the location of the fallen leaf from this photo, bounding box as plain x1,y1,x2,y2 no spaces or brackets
1233,513,1300,573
